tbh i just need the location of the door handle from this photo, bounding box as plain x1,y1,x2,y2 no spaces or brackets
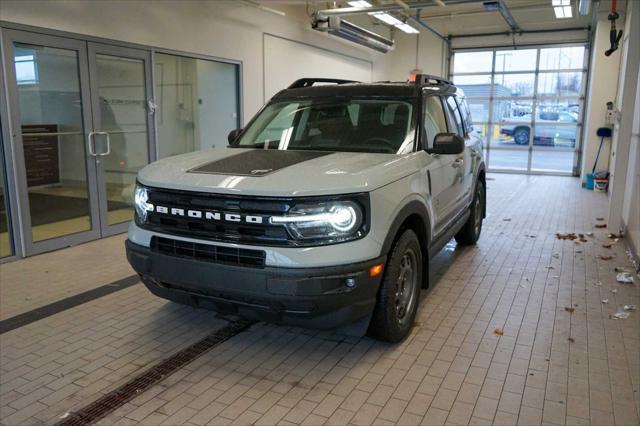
88,131,110,156
452,158,464,168
98,132,111,156
87,131,97,156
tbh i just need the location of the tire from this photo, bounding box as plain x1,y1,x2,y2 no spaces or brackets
368,229,422,343
514,127,530,145
455,180,485,246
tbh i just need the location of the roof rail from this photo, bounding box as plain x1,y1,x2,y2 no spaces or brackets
414,74,453,86
288,78,359,89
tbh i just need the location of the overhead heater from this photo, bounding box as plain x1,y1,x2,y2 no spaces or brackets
312,14,395,53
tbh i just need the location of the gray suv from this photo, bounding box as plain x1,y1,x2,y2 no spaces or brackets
126,75,486,342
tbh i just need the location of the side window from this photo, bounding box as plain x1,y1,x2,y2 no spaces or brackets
457,96,474,133
445,96,465,136
423,96,448,149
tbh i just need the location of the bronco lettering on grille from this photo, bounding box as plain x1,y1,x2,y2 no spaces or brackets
153,205,264,224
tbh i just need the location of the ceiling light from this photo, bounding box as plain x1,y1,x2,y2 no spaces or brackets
396,23,420,34
552,0,570,5
347,0,373,7
554,5,573,18
371,12,404,26
347,1,419,34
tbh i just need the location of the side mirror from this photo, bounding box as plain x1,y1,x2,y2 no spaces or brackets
428,133,465,155
227,128,242,145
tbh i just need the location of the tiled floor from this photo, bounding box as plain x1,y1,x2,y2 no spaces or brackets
1,174,639,426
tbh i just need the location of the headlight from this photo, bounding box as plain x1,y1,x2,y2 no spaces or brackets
270,200,364,242
134,184,154,222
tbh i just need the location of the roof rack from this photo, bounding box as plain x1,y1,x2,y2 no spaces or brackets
288,78,359,89
414,74,453,86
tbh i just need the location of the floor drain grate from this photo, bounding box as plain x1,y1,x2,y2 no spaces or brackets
56,319,256,426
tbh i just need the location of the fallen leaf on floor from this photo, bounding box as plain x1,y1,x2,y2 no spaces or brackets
608,233,622,239
594,281,602,286
587,232,594,236
624,305,637,310
615,267,628,272
612,289,618,294
576,250,583,253
556,232,578,240
565,307,575,313
568,337,575,342
596,217,605,221
595,224,607,228
612,311,630,320
603,243,614,248
599,255,614,260
494,328,504,336
616,272,634,283
519,284,526,288
546,266,555,269
553,275,560,279
574,304,578,307
553,253,561,259
602,299,609,303
503,218,511,221
579,238,588,243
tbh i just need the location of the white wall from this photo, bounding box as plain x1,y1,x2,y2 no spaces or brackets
386,31,447,82
580,7,623,181
0,0,393,123
263,34,373,100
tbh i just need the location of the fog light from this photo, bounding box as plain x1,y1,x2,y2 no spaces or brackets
345,277,356,288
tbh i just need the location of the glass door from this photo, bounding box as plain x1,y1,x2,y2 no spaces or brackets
2,30,101,255
87,43,155,236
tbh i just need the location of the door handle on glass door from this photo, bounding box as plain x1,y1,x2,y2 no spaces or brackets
87,132,98,156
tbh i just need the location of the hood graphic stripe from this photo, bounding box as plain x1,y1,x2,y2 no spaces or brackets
189,150,332,177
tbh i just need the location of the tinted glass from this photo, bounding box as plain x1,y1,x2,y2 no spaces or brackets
423,96,448,148
445,97,465,136
237,99,415,154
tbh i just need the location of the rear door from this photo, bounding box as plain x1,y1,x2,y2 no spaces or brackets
444,95,473,211
422,94,459,236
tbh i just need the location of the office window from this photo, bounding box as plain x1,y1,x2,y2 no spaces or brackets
154,53,240,158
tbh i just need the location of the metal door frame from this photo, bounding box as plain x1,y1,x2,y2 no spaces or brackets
1,29,102,256
87,42,155,237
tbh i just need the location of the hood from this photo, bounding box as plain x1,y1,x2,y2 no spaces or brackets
138,147,416,197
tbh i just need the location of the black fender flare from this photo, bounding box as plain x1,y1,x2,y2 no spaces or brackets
380,200,431,257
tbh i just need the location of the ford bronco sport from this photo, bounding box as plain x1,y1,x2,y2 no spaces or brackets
126,75,486,342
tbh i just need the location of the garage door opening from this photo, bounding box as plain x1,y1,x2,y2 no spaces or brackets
451,45,587,176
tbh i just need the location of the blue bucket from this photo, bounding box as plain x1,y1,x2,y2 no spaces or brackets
586,173,594,190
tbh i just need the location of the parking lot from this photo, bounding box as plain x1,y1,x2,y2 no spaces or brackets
1,174,638,426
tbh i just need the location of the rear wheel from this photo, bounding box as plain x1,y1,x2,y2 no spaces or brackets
368,229,422,343
514,127,530,145
455,180,485,245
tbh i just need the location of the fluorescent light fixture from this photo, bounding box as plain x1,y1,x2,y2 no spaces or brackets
347,1,419,34
347,0,373,7
552,0,570,5
396,23,420,34
554,5,573,18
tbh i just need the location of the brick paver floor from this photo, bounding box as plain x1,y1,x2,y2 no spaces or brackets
1,174,638,425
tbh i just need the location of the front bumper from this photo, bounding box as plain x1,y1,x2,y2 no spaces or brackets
126,240,385,329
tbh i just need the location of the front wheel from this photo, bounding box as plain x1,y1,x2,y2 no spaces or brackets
368,229,422,343
455,180,485,245
514,127,530,145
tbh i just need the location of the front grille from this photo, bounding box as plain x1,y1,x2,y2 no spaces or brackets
151,237,266,268
142,187,292,246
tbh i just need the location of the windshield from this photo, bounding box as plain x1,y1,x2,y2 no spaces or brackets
236,98,416,154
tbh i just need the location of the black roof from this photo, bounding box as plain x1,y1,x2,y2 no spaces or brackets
272,76,458,101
